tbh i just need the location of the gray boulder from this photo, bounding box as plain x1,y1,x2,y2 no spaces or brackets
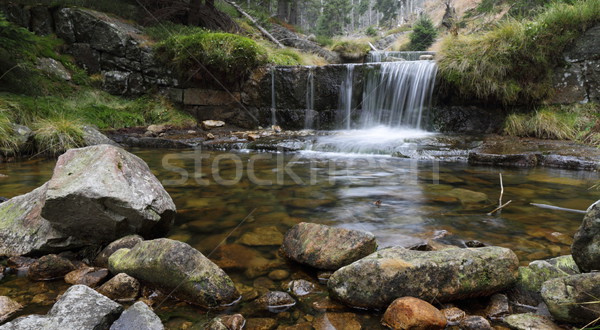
0,285,123,329
36,58,71,81
281,222,377,270
572,200,600,272
108,238,239,308
0,296,22,323
41,145,176,243
110,301,163,330
541,272,600,324
0,184,84,257
328,246,519,309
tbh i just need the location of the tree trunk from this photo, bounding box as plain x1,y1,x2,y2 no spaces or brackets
188,0,202,25
206,0,215,8
277,0,289,21
289,0,298,25
224,0,284,48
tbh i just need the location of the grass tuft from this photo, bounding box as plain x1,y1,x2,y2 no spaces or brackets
437,0,600,105
33,116,85,156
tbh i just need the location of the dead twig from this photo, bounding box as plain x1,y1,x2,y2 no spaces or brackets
487,200,512,216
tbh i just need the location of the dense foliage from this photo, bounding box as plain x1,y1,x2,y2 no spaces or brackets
437,0,600,105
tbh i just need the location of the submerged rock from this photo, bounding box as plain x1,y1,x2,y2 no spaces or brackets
110,301,163,330
382,297,446,330
328,246,519,309
541,272,600,324
205,314,245,330
108,238,239,308
459,315,492,330
572,200,600,272
255,291,296,312
0,285,123,329
281,222,377,270
42,145,176,243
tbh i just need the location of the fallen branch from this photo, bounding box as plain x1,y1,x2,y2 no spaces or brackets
530,203,587,214
223,0,284,48
368,42,378,51
498,173,504,206
487,200,512,216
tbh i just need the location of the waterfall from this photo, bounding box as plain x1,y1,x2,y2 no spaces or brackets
360,60,437,129
304,67,315,129
366,51,435,62
337,64,357,130
271,68,277,125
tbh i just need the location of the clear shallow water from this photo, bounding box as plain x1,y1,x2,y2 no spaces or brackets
0,148,598,328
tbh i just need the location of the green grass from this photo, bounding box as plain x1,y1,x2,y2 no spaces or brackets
267,48,302,66
437,0,600,105
0,111,20,156
504,103,600,143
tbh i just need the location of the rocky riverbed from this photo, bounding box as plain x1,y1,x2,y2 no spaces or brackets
0,143,599,329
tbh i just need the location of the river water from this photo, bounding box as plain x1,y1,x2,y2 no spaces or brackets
0,147,598,328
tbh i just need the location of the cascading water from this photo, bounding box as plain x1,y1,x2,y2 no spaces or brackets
304,67,315,129
337,64,357,130
360,60,437,129
310,51,438,155
366,51,436,62
271,68,277,125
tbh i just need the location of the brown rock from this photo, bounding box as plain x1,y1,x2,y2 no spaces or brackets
313,313,362,330
282,222,377,270
212,243,257,270
382,297,446,330
311,297,347,312
28,254,76,281
277,322,312,330
459,315,492,330
207,314,246,330
64,267,109,287
255,291,296,312
0,296,22,322
287,279,316,297
245,317,277,330
486,293,509,320
7,256,36,270
268,269,289,281
238,226,284,246
94,235,144,268
441,307,466,325
96,273,140,302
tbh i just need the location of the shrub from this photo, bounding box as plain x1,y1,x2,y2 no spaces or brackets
365,26,378,37
438,0,600,105
407,15,437,51
33,116,85,156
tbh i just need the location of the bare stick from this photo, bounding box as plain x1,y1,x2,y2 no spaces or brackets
499,173,504,207
224,0,284,48
487,200,512,216
530,203,586,214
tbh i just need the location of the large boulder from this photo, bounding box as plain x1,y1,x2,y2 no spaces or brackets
541,272,600,324
108,238,239,308
0,184,84,257
41,144,176,243
281,222,377,270
572,200,600,272
328,246,519,309
0,285,123,329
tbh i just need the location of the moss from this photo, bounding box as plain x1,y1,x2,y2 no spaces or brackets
155,30,268,83
331,40,371,59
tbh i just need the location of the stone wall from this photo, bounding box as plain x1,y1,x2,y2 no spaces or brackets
551,25,600,104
